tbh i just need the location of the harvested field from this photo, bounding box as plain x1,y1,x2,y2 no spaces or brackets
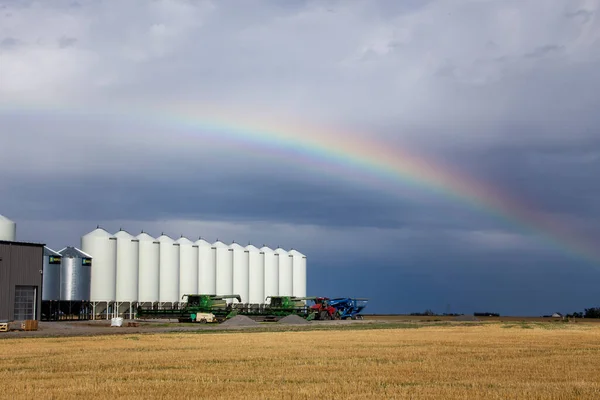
2,323,600,399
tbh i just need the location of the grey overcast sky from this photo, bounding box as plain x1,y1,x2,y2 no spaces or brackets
1,0,599,315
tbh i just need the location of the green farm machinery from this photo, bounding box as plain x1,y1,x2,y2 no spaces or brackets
136,294,242,323
136,294,368,323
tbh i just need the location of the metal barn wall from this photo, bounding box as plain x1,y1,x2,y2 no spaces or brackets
0,242,44,321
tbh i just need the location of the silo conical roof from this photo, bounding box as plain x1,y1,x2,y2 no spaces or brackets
113,230,134,239
194,238,211,247
157,234,174,243
83,228,113,238
136,232,156,241
212,240,228,248
246,244,260,252
260,246,274,253
175,236,193,245
44,246,61,256
59,246,92,258
229,242,245,250
289,249,305,257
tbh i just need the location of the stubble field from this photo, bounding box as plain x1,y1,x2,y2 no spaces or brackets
1,322,600,399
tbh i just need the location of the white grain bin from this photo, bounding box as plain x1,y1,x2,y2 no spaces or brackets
58,247,92,301
230,242,249,303
81,228,117,302
261,246,278,301
195,238,215,295
246,245,264,305
0,214,16,241
137,232,159,304
176,236,198,299
213,240,233,298
42,247,62,301
113,230,139,303
289,249,306,298
157,234,179,304
275,247,293,296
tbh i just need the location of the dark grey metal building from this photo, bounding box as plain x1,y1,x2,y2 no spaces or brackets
0,240,45,321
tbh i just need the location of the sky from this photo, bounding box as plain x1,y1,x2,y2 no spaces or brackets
1,0,599,316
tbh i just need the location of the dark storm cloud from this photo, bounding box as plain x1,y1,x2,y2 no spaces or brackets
311,247,600,315
1,166,504,232
445,136,600,223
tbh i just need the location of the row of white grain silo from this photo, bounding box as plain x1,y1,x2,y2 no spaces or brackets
80,227,306,306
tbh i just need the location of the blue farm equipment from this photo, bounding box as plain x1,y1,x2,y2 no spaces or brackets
328,298,369,320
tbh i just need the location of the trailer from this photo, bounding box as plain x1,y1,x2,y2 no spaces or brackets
328,298,368,320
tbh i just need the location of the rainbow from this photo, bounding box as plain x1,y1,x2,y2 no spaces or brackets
1,102,597,265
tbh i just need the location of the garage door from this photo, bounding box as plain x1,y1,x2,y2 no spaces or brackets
14,286,37,320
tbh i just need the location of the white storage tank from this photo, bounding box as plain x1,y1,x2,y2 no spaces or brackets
58,247,92,301
275,247,293,296
137,232,159,304
114,230,139,303
81,227,117,302
261,246,278,301
42,247,62,301
289,249,307,298
157,234,179,304
196,238,215,295
246,245,264,305
213,240,233,298
0,214,16,241
231,242,249,303
177,236,198,299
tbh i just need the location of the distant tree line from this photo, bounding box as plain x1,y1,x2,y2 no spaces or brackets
410,309,436,316
409,309,462,317
474,312,500,317
566,308,600,319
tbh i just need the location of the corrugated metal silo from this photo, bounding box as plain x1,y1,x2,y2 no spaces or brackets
157,234,179,304
261,246,277,301
289,249,306,298
230,242,249,303
114,230,139,302
81,228,116,302
58,247,92,301
42,247,61,301
177,236,198,299
0,214,16,241
246,245,264,304
275,247,293,296
195,238,214,295
213,241,233,297
137,232,159,304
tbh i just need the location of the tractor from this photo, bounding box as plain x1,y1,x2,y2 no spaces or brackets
306,297,339,320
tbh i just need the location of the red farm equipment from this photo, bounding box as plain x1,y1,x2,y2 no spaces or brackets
306,297,369,320
306,297,339,320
